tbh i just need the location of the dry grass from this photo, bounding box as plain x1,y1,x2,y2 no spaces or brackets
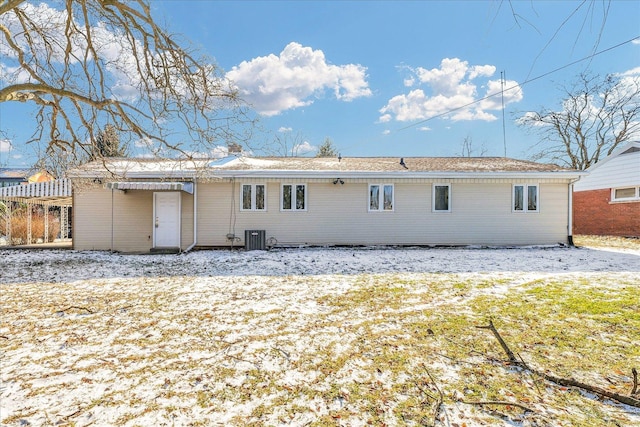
574,234,640,250
2,271,639,426
0,207,60,244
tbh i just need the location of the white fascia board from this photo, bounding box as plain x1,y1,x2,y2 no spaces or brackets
208,170,586,180
70,169,585,181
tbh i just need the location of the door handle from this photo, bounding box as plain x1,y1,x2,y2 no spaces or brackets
155,217,159,228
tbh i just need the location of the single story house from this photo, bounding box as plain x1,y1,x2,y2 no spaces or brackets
0,168,30,188
68,156,584,252
573,141,640,237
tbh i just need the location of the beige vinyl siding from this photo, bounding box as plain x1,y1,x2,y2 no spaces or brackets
74,186,194,252
73,185,114,250
74,186,153,251
196,180,569,247
181,192,194,249
113,190,154,252
196,181,235,246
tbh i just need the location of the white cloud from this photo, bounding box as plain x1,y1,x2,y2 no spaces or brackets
379,114,392,123
380,58,522,123
0,64,32,85
0,3,83,63
134,137,153,148
382,129,391,135
618,67,640,77
479,79,523,111
632,38,640,45
469,64,496,80
515,111,545,127
226,42,372,116
180,146,230,159
0,3,141,100
0,139,12,153
292,141,316,156
210,145,230,159
278,127,293,133
418,126,431,132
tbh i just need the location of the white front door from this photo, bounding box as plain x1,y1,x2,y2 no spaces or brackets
154,192,181,248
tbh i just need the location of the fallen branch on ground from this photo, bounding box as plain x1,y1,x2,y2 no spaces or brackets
460,399,534,413
57,306,95,314
420,364,444,426
632,368,638,396
477,320,640,408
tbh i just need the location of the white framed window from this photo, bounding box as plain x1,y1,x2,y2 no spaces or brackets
241,184,266,211
612,186,639,202
281,184,306,211
432,184,451,212
369,184,394,211
513,184,539,212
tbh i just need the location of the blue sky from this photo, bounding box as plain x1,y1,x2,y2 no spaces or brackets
1,0,639,167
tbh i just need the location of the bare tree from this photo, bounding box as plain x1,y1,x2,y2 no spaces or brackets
266,130,312,157
459,135,487,158
0,0,254,166
518,73,640,169
316,138,338,158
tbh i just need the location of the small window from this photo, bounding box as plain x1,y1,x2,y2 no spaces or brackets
241,184,266,211
513,184,538,212
613,187,638,201
369,184,394,211
282,184,306,211
433,184,451,212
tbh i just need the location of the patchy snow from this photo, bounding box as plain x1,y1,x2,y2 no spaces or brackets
1,245,639,426
1,245,639,284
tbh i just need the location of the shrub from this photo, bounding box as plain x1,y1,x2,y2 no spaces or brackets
0,204,60,245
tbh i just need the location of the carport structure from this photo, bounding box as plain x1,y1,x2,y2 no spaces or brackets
0,179,72,245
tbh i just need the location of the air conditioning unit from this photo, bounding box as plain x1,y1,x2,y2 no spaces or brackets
244,230,266,251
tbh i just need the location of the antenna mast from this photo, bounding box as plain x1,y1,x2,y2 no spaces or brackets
501,71,507,157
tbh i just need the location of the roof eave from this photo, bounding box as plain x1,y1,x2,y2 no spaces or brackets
69,169,585,180
208,170,586,180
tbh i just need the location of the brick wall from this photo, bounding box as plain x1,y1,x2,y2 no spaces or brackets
573,189,640,237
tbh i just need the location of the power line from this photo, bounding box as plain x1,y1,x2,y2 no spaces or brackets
396,36,639,133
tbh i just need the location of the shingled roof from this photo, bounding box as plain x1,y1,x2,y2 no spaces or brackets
69,155,580,179
208,156,571,172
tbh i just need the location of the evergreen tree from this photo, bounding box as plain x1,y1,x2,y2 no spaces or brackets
316,138,338,157
90,125,125,160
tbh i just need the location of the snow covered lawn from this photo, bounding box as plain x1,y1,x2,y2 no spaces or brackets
1,243,639,426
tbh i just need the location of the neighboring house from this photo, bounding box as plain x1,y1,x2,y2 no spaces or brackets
68,156,584,252
573,141,640,237
0,168,30,188
0,168,54,187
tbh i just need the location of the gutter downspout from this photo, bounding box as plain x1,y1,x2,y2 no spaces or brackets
111,187,114,252
183,179,197,253
567,178,580,247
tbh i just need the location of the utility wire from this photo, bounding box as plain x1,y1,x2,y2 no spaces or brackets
395,35,639,133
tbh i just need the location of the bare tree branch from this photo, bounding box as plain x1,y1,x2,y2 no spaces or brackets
477,320,640,408
1,0,256,171
518,72,640,169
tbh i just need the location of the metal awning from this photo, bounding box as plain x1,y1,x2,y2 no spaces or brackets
106,181,194,194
